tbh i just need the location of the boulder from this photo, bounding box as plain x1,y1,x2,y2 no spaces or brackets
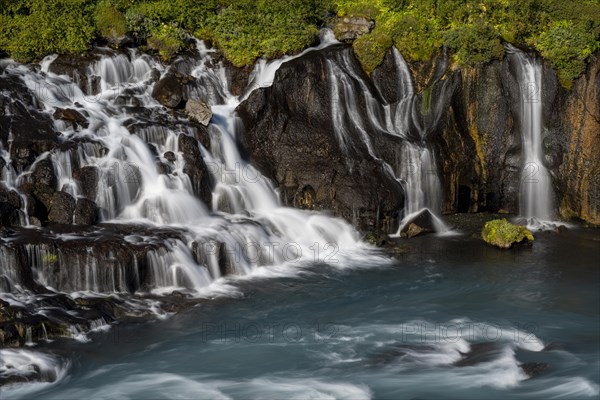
53,108,89,128
152,71,185,108
481,218,534,249
73,166,99,201
178,134,212,205
333,16,374,41
74,198,99,225
0,202,21,227
185,99,212,126
399,209,438,238
47,191,76,224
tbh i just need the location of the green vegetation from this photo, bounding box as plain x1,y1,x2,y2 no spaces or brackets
0,0,598,85
481,219,534,249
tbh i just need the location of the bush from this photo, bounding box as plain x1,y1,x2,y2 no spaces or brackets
530,20,600,88
0,0,95,62
443,21,505,66
95,0,128,43
147,23,185,61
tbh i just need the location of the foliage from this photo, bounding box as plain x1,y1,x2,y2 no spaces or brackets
481,219,534,249
530,20,600,88
0,0,597,85
94,0,127,43
147,23,185,62
0,0,96,62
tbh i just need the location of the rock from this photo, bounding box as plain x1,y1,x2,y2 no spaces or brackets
47,191,76,224
52,108,89,128
333,16,374,41
178,134,212,205
164,151,176,162
74,198,99,225
152,71,184,108
73,166,99,201
0,202,21,227
521,362,549,378
185,99,212,126
399,209,438,238
237,44,403,232
481,218,534,248
30,159,57,201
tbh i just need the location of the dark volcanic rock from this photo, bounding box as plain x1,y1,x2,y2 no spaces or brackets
178,134,212,205
53,107,89,128
47,191,76,224
237,44,403,232
74,198,99,225
73,165,99,201
400,209,437,238
152,70,188,108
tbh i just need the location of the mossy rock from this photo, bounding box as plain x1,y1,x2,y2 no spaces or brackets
481,219,534,249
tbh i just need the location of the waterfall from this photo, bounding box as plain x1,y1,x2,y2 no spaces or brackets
0,31,370,298
323,44,448,234
508,45,556,228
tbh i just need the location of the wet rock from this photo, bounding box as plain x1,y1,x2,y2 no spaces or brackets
521,362,549,378
0,202,21,227
47,191,76,224
400,209,438,238
178,134,212,205
237,44,403,232
30,159,57,202
52,108,89,128
164,151,176,162
333,16,374,41
74,198,99,225
185,99,212,126
152,71,185,108
73,166,99,201
454,342,505,367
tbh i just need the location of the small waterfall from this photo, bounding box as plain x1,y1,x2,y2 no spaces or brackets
324,44,448,234
508,45,556,228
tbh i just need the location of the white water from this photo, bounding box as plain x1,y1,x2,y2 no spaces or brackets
0,30,369,298
508,45,557,229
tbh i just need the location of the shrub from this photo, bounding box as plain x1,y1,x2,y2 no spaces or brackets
95,0,128,43
147,23,185,61
0,0,95,62
443,21,505,66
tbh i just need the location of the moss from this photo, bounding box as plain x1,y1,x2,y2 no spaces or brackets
42,253,58,264
481,219,534,249
420,84,432,115
147,23,185,62
95,0,127,44
352,29,392,75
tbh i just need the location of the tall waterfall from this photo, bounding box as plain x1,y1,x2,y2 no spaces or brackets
0,31,371,298
508,45,555,227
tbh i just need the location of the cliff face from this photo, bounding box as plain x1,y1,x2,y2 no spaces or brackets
556,57,600,224
238,46,600,227
431,51,600,224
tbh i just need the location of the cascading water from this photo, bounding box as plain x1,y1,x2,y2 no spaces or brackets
0,31,368,302
508,45,556,228
325,45,448,234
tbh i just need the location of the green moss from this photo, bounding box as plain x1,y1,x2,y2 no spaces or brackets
481,219,534,249
95,0,127,44
147,23,185,61
352,29,392,75
421,85,432,115
42,253,59,264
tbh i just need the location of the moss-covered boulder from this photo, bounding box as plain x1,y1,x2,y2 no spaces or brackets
481,219,534,249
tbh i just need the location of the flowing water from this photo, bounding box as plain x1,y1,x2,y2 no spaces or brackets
1,33,597,399
3,229,599,399
507,46,557,229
